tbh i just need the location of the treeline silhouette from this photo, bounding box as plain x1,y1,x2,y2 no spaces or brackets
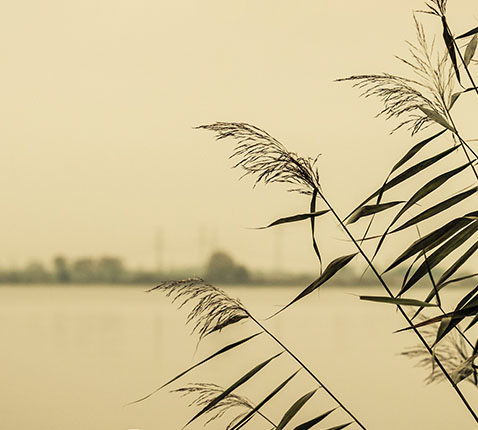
0,250,430,286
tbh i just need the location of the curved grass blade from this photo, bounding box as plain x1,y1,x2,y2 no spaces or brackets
412,273,478,320
434,286,478,344
359,296,438,307
128,332,263,405
310,189,322,271
276,389,317,430
456,26,478,39
464,34,478,66
184,352,283,428
395,306,478,333
231,370,300,430
347,201,404,225
369,156,469,258
391,187,478,234
270,253,357,317
384,214,477,273
388,161,472,231
442,16,461,84
293,408,336,430
398,221,478,296
344,142,455,221
390,130,447,174
419,106,455,131
325,423,353,430
436,241,478,286
257,210,329,229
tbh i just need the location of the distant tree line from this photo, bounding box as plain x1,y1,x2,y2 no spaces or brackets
0,250,437,286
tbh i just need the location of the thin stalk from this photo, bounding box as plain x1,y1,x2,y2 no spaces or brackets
245,311,368,430
317,188,478,424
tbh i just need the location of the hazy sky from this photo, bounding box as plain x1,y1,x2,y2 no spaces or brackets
1,1,476,271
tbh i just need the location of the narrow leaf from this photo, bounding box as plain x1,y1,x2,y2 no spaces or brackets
464,34,478,66
390,130,446,174
293,408,336,430
385,214,476,273
456,26,478,39
185,352,282,427
395,306,478,333
419,106,455,131
399,221,478,296
271,254,357,317
128,332,262,405
359,296,438,307
325,423,353,430
392,162,472,228
391,187,478,234
347,201,404,225
258,210,329,229
436,241,478,286
276,389,317,430
231,370,299,430
310,189,322,270
345,144,456,221
442,16,461,84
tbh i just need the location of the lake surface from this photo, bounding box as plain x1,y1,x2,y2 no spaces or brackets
0,285,476,430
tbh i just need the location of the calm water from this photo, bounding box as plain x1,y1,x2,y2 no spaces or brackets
0,285,476,430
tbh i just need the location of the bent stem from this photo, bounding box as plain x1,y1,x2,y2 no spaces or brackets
316,188,478,424
246,311,368,430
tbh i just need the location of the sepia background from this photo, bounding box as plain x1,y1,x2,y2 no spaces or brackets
1,1,477,429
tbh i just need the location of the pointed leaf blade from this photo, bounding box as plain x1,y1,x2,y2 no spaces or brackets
456,26,478,39
185,352,282,427
347,201,404,225
271,253,357,317
464,34,478,66
293,408,336,430
276,389,317,430
231,370,300,430
258,210,329,229
359,296,438,307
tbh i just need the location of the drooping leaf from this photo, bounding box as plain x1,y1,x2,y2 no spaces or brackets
271,253,357,317
436,241,478,286
293,408,336,430
434,286,478,344
385,214,477,273
276,389,317,430
456,26,478,39
359,296,438,307
128,332,262,405
464,34,478,66
391,187,478,234
390,130,447,175
347,201,404,225
310,189,322,271
345,144,456,221
231,370,300,430
371,156,470,258
442,16,461,84
419,106,456,131
185,352,283,427
412,273,478,320
398,221,478,296
258,210,329,229
435,316,453,345
390,161,472,228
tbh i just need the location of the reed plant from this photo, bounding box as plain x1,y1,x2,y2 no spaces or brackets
132,1,478,428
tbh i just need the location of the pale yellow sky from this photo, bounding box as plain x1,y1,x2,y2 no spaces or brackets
1,0,476,271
